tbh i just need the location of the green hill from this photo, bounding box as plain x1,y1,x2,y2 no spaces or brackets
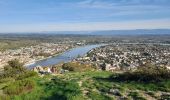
0,60,170,100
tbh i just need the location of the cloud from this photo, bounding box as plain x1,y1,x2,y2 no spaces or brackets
74,0,170,8
0,0,170,32
70,0,170,17
76,0,115,9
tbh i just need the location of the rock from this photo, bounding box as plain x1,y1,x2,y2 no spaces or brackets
110,89,122,96
119,96,129,100
160,92,170,100
161,92,170,95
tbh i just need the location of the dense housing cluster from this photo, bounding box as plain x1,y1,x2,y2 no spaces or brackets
77,43,170,71
0,43,74,68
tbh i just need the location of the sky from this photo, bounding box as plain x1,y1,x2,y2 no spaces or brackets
0,0,170,32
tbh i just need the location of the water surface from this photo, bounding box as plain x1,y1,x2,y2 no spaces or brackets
27,44,104,69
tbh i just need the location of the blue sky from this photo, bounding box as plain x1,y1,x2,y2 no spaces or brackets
0,0,170,32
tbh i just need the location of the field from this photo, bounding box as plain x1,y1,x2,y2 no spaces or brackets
0,34,107,51
1,33,170,51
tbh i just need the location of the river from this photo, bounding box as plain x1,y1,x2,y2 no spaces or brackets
27,44,105,69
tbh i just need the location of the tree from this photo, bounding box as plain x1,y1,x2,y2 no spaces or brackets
6,59,25,71
2,59,26,78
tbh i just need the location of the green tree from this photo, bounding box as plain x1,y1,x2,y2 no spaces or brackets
6,59,25,71
2,59,26,78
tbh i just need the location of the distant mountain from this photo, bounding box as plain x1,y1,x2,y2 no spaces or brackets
84,29,170,35
1,29,170,35
40,29,170,35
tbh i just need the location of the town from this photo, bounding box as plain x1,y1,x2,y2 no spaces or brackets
28,43,170,75
77,43,170,71
0,35,170,100
0,42,79,69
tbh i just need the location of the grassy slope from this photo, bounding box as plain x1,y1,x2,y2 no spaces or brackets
1,71,170,100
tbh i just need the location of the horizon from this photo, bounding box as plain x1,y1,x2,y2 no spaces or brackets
1,29,170,35
0,0,170,32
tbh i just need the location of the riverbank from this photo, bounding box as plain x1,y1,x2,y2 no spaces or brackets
24,45,80,67
26,44,105,68
24,51,63,67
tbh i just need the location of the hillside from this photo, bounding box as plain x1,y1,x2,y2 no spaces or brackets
0,61,170,100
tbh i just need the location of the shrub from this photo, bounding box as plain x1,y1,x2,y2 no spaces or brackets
16,71,38,80
62,62,95,72
0,59,37,80
4,59,26,73
3,79,35,95
62,63,75,71
1,59,27,79
110,64,170,82
0,95,11,100
0,77,15,83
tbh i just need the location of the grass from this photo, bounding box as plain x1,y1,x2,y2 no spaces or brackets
6,75,84,100
0,71,170,100
0,40,38,51
128,91,146,100
87,91,112,100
